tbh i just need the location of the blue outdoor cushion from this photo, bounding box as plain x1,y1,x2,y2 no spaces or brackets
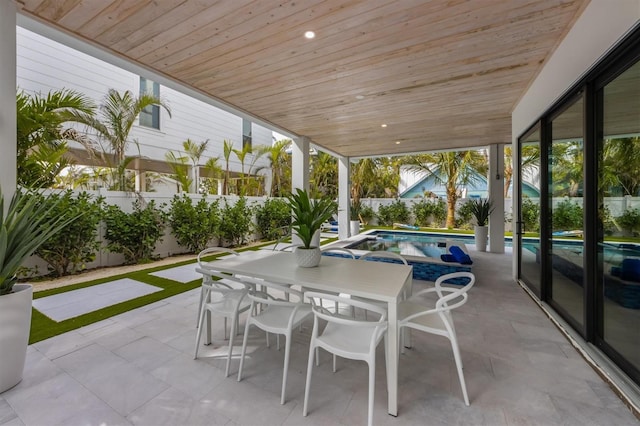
620,258,640,281
441,254,456,262
449,245,473,265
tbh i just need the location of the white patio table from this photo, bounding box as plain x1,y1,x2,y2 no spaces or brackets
202,249,413,417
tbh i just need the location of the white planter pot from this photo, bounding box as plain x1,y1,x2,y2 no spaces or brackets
0,284,33,393
294,247,322,268
474,225,488,252
350,220,361,236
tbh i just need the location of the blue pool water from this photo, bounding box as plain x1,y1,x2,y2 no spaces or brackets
345,231,476,258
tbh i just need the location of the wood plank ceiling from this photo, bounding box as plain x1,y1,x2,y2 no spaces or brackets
16,0,589,157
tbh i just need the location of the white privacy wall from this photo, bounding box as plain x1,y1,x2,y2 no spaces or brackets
16,26,271,173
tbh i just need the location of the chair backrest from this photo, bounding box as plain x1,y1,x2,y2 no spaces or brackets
305,291,388,350
434,272,475,312
321,247,356,259
197,247,239,269
246,280,305,307
358,250,408,265
195,266,248,295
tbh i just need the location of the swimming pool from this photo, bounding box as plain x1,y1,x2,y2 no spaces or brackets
345,230,476,258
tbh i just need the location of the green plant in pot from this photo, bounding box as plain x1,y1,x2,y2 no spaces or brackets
0,187,82,393
286,188,336,267
469,198,494,252
350,199,362,236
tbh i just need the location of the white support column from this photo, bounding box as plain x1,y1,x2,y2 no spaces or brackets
291,136,310,192
338,156,350,240
488,144,505,253
291,136,311,246
0,1,16,201
134,170,146,192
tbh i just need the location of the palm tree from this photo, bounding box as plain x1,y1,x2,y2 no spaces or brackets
202,157,223,194
504,145,540,198
256,139,291,196
165,139,209,193
222,139,234,195
310,152,338,199
16,89,97,188
73,89,171,190
351,158,379,205
404,150,486,228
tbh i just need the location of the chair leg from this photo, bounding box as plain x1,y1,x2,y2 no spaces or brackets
367,358,376,426
196,287,204,327
303,341,316,416
315,347,320,366
225,314,237,378
332,354,337,373
450,338,470,406
281,333,291,405
237,320,252,382
224,317,228,340
193,306,207,359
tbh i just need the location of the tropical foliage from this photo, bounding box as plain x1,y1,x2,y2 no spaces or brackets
255,198,291,240
219,197,254,246
0,187,83,295
17,89,97,188
32,191,104,277
168,195,220,252
404,150,487,228
286,189,336,248
103,199,166,264
72,89,171,190
469,198,494,227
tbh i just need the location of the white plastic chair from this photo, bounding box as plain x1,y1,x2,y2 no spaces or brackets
196,247,245,327
237,280,312,405
305,247,356,314
193,268,251,377
303,292,388,426
354,251,409,318
398,271,476,406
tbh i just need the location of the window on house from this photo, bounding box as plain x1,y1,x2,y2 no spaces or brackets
139,77,160,129
243,118,252,149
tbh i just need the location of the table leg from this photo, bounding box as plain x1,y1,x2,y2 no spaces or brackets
386,300,398,417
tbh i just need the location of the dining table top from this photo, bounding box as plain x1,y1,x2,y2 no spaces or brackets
201,250,413,303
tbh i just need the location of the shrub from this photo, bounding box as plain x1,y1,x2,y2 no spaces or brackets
616,208,640,235
219,197,253,246
376,199,410,226
103,199,166,264
33,190,104,277
255,198,291,241
359,204,375,225
168,195,221,253
413,199,446,227
521,198,540,233
455,200,475,229
552,199,583,231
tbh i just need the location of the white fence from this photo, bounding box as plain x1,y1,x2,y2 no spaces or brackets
24,191,639,277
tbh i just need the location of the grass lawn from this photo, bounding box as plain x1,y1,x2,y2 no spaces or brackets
29,245,267,344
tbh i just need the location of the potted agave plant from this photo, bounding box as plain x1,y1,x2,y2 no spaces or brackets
0,187,80,393
286,188,336,267
469,198,494,252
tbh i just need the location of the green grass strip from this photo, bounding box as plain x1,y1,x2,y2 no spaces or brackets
29,245,268,344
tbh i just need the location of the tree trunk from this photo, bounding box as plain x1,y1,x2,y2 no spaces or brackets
446,186,457,229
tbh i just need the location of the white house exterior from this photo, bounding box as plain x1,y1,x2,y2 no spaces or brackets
16,26,272,187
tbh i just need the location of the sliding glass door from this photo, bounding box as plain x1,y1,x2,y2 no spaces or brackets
517,129,542,296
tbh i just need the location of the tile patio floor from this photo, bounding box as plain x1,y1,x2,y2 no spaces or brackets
1,249,638,425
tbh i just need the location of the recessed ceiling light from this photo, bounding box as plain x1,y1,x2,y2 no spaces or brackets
395,141,401,145
355,95,365,100
304,31,315,39
381,124,387,128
